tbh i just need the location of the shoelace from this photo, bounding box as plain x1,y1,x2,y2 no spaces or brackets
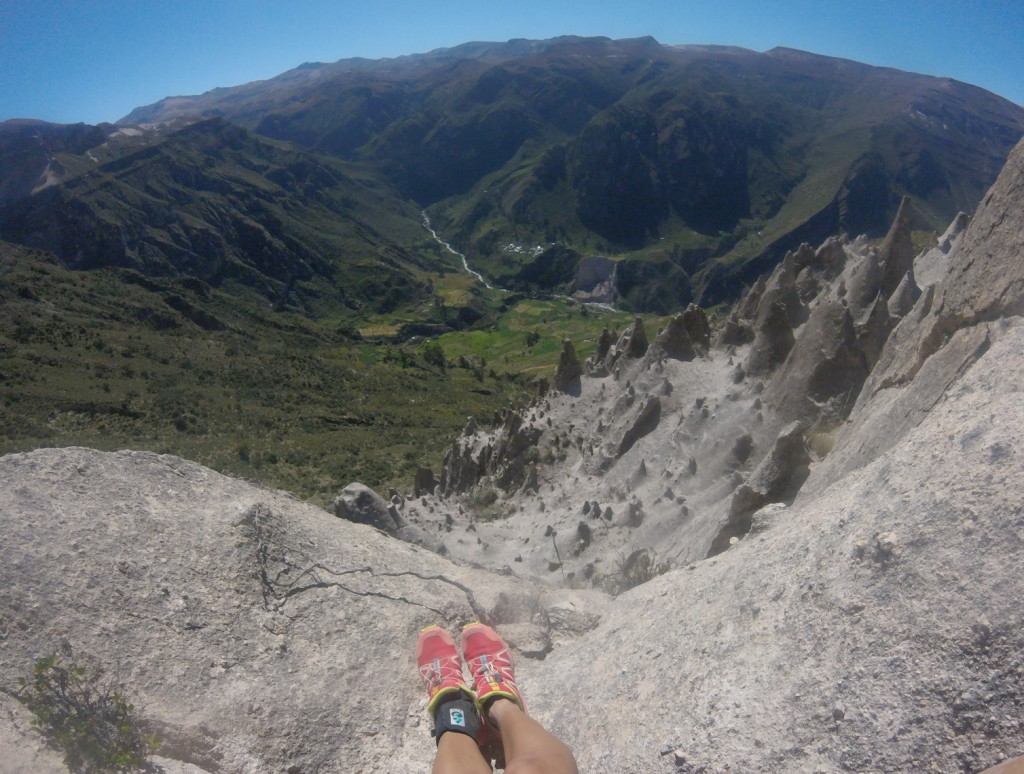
471,649,515,685
420,656,461,690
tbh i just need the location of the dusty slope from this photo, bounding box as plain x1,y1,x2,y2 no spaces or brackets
534,317,1024,772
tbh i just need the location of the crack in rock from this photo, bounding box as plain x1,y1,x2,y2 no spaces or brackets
249,504,485,622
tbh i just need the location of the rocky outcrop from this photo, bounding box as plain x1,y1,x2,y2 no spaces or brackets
746,296,798,375
333,482,400,532
709,421,810,555
534,328,1024,771
0,448,603,774
644,304,711,363
603,316,648,373
439,408,543,495
552,339,582,394
762,293,877,426
812,135,1024,488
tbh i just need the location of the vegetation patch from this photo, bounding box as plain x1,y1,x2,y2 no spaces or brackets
16,653,156,773
0,245,529,504
602,548,673,595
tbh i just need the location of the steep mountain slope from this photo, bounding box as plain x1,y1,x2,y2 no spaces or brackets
0,117,441,316
1,138,1021,774
118,36,1024,306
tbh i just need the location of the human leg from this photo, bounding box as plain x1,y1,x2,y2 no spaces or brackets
417,626,492,774
461,623,578,774
432,728,492,774
487,698,578,774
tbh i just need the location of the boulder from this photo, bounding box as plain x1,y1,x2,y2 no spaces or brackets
333,482,400,532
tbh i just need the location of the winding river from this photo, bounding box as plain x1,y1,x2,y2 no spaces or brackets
421,212,494,290
421,211,617,312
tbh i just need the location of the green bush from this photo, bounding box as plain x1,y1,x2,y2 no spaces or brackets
422,341,447,369
17,654,155,773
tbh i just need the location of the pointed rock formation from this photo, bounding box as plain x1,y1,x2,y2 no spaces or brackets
746,299,797,376
603,317,648,372
745,253,806,376
738,274,767,320
763,298,869,425
915,211,970,289
876,195,916,299
439,408,543,495
887,271,921,319
857,293,893,370
552,339,582,394
584,327,616,376
813,135,1024,489
843,248,884,319
710,421,810,555
645,304,710,363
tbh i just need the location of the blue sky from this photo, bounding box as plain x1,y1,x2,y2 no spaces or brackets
1,0,1022,125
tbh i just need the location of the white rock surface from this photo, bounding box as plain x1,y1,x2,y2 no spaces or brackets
0,449,602,774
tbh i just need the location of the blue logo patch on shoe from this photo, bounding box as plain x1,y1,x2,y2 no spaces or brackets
449,708,466,727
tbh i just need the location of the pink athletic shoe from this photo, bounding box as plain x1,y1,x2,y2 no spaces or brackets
416,626,472,718
460,622,526,714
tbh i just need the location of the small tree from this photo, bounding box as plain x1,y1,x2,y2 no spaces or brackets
422,342,447,370
17,654,155,773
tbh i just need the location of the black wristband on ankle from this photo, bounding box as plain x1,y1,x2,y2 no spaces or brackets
432,697,481,745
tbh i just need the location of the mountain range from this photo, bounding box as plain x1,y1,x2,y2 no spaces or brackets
2,36,1023,313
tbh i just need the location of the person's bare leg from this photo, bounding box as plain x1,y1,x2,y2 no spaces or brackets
488,698,578,774
979,756,1024,774
431,730,492,774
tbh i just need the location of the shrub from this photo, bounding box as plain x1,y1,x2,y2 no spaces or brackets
422,342,447,369
603,548,672,595
16,653,155,773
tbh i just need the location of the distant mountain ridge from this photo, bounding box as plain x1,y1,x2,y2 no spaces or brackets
0,117,438,316
116,36,1024,306
2,36,1022,314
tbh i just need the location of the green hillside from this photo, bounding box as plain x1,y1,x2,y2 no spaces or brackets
0,241,528,503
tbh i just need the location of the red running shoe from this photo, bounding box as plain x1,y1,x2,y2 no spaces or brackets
461,622,525,714
416,625,472,718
